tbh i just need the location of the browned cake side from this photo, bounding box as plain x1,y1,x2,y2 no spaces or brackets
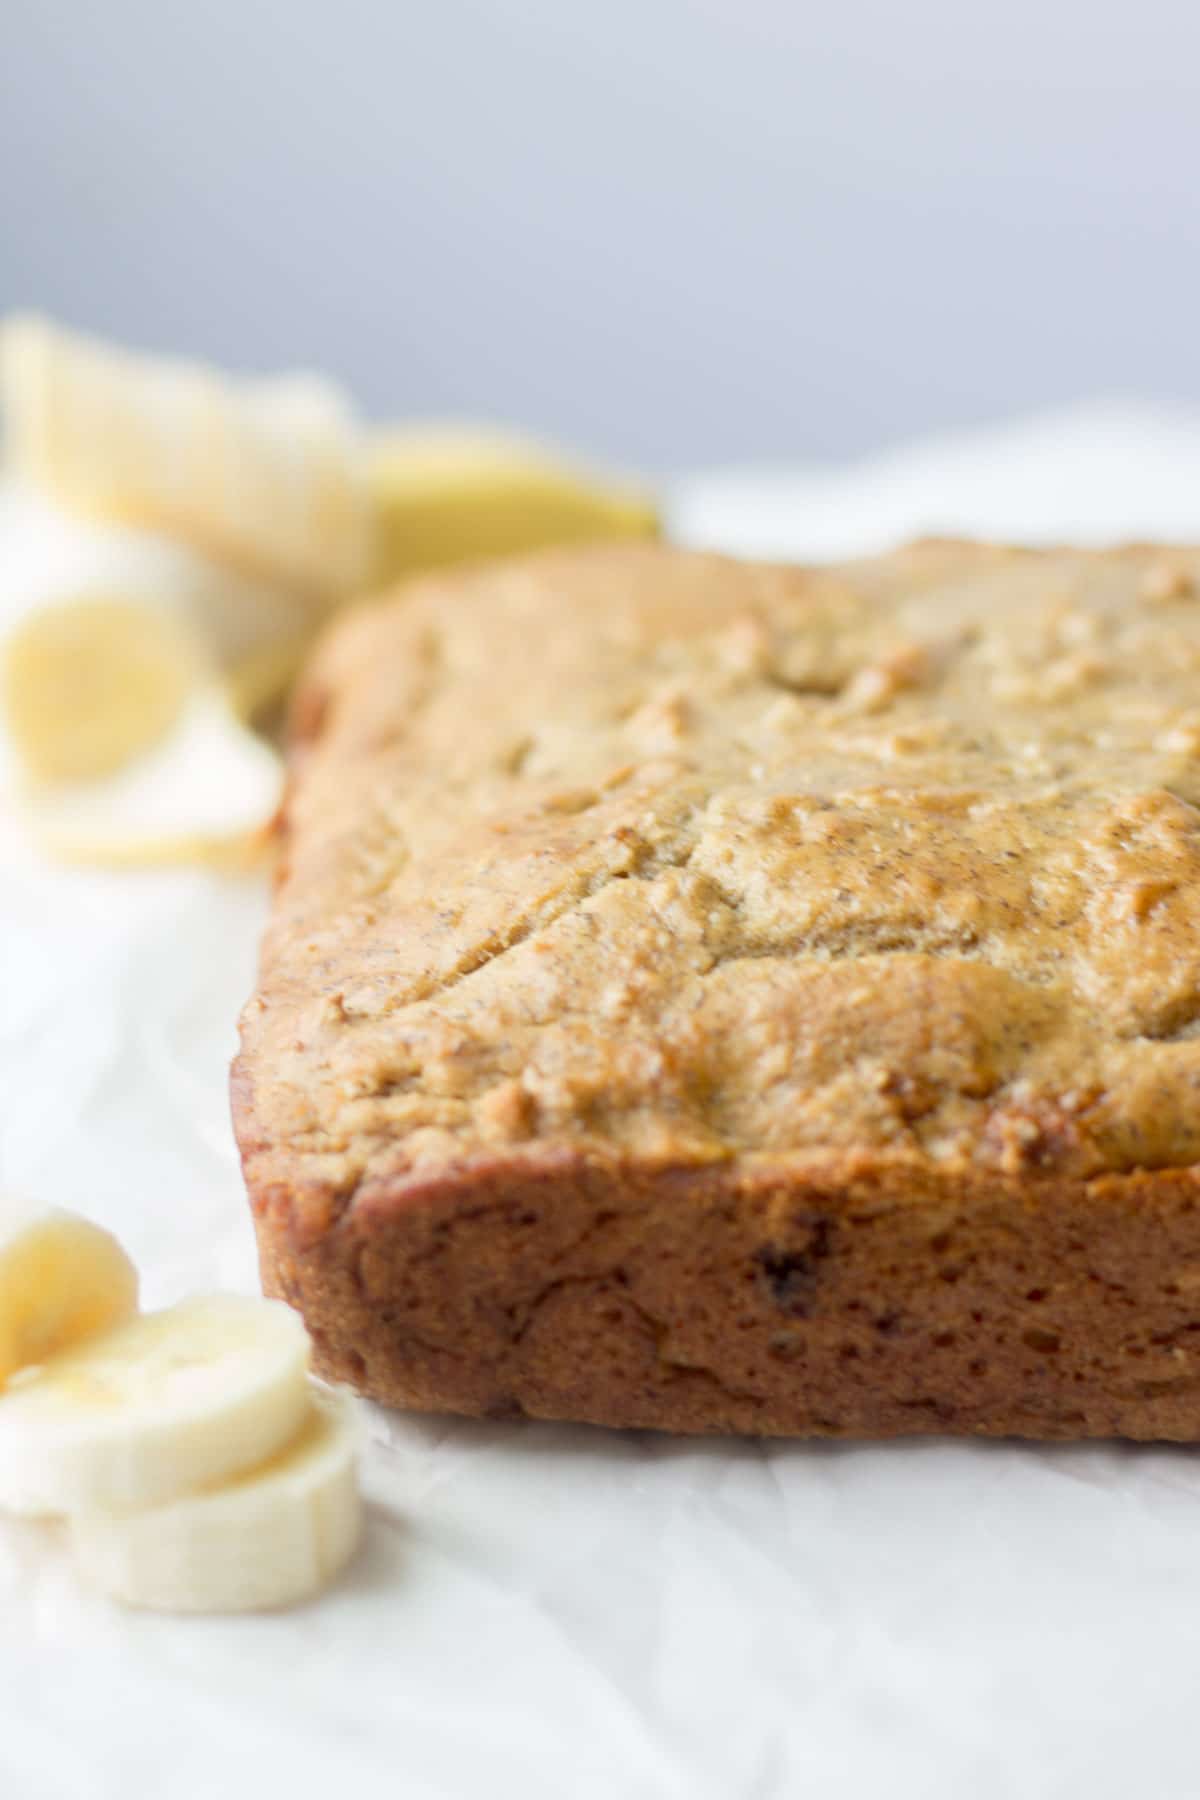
233,541,1200,1437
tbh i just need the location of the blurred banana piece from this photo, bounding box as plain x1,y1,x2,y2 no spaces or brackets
14,685,284,867
71,1387,362,1614
4,597,198,782
0,487,291,862
368,425,659,583
0,319,350,866
0,1204,139,1389
0,320,663,867
0,1295,313,1516
0,480,329,728
2,314,370,592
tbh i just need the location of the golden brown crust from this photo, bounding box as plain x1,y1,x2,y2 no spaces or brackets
235,541,1200,1437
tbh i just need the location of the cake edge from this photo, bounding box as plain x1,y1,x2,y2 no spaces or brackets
233,1050,1200,1438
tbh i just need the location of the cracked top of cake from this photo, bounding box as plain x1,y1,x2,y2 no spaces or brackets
236,539,1200,1213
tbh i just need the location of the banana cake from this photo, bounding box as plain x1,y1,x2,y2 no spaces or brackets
233,540,1200,1437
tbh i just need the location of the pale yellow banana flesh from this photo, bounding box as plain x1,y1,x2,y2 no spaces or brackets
0,492,293,859
368,426,660,584
71,1388,363,1614
0,1209,364,1610
0,1208,140,1389
0,320,661,871
2,596,199,783
18,685,284,868
1,314,370,592
0,1295,312,1515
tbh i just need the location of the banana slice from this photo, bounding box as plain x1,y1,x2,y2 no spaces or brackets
71,1387,362,1613
367,425,660,584
17,683,284,866
2,315,370,592
3,597,199,782
0,479,330,725
0,1295,311,1515
0,1205,139,1389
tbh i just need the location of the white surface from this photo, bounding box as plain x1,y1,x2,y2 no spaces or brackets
7,407,1200,1799
671,400,1200,559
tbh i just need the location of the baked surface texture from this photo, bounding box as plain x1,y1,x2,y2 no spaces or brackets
234,540,1200,1437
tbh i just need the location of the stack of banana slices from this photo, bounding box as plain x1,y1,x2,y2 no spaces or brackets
0,315,659,865
0,1201,362,1613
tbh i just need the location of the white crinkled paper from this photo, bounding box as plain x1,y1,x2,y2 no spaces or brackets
6,406,1200,1800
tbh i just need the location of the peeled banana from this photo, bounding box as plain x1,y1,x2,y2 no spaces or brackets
0,1208,364,1612
0,317,662,869
0,1204,139,1388
3,596,199,783
367,425,660,584
0,481,297,862
0,1294,312,1515
19,684,285,867
72,1388,363,1613
1,315,370,592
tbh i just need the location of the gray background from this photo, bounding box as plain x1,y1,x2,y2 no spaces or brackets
3,0,1199,469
